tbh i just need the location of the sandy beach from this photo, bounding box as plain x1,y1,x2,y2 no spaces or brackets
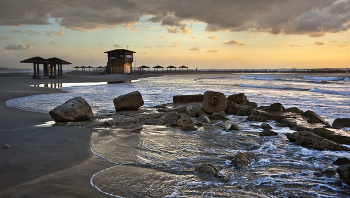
0,72,165,197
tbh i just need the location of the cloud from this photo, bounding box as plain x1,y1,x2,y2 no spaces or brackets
189,47,200,51
309,33,326,37
113,44,122,48
49,41,55,44
5,44,33,50
147,26,160,29
180,25,191,34
161,16,182,26
313,41,324,45
191,36,196,39
156,35,165,39
0,36,10,40
130,26,140,31
46,28,65,37
146,36,152,39
279,44,306,47
156,45,165,47
170,42,179,48
206,49,219,53
223,40,247,46
167,26,178,33
9,29,40,36
208,36,217,40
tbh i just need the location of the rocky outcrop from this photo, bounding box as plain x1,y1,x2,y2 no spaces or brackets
173,117,197,131
266,103,285,112
160,112,181,125
285,131,350,151
302,110,331,126
227,93,247,104
312,128,350,145
231,151,257,169
113,91,144,111
195,163,229,182
173,94,204,103
332,118,350,128
202,91,227,114
49,97,94,122
259,129,278,136
337,164,350,186
334,158,350,166
186,104,203,117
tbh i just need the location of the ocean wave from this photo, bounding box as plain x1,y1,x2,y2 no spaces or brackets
344,78,350,81
309,88,350,95
240,75,281,81
238,83,308,91
303,76,343,81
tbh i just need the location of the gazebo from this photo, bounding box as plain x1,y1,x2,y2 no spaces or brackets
73,66,81,71
153,65,164,72
20,56,48,79
139,65,150,73
46,57,72,78
167,65,177,73
179,65,189,73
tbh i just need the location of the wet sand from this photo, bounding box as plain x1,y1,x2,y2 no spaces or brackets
0,73,164,197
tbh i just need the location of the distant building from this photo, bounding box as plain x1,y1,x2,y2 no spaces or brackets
104,49,136,74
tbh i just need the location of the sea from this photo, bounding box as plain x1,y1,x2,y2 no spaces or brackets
6,72,350,197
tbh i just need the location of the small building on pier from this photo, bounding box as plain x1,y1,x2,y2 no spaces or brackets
104,49,136,74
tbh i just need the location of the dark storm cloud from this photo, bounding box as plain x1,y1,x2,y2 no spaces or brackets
0,0,348,36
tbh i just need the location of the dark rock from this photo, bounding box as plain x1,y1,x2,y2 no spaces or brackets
337,164,350,186
249,145,260,150
225,100,237,114
144,119,165,125
231,151,258,169
314,169,336,177
333,118,350,128
301,110,331,126
100,121,113,127
236,108,250,116
276,122,289,127
261,123,272,130
173,94,204,103
266,103,285,112
259,129,278,136
226,107,236,115
245,115,267,122
113,91,144,111
160,112,181,125
195,163,229,182
312,128,350,145
202,91,227,114
49,97,94,122
227,93,247,104
285,131,350,151
211,112,228,120
285,107,304,114
197,114,211,123
229,124,241,131
186,104,203,117
333,158,350,166
174,117,197,131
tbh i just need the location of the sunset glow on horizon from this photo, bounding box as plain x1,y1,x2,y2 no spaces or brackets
0,0,349,70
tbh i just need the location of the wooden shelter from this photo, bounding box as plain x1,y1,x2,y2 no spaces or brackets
153,65,164,72
167,65,177,73
20,56,71,79
104,49,136,74
179,65,189,73
139,65,150,73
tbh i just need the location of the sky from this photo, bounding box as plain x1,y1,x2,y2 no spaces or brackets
0,0,349,70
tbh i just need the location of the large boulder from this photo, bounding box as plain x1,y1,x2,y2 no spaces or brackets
337,164,350,186
285,131,350,151
227,93,247,104
113,91,144,111
202,91,227,114
231,151,257,169
332,118,350,128
195,163,229,182
301,110,331,126
173,94,204,103
266,103,285,112
49,97,94,122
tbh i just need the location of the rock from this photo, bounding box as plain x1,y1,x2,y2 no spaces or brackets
285,131,350,151
231,151,257,169
229,124,241,130
113,91,144,111
195,163,229,182
1,144,12,149
173,94,204,103
266,103,285,112
227,93,247,104
301,110,331,126
211,112,228,120
333,118,350,128
334,158,350,166
144,118,165,125
174,117,197,131
261,123,272,130
259,129,278,136
186,104,203,117
314,169,336,177
49,97,94,122
245,115,267,122
202,91,227,114
285,107,304,114
197,114,211,123
100,121,113,127
337,164,350,186
160,112,181,125
312,128,350,145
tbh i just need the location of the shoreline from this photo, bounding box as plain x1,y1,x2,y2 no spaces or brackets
0,73,165,197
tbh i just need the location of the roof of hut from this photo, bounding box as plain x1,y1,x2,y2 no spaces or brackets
20,56,47,63
140,65,150,68
179,65,188,68
167,65,177,68
104,49,136,54
153,65,164,68
46,57,72,64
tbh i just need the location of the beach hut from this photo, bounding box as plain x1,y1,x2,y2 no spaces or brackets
153,65,164,73
139,65,150,73
46,57,72,78
167,65,177,73
104,49,136,74
20,56,48,79
87,66,93,72
73,66,81,71
179,65,189,73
